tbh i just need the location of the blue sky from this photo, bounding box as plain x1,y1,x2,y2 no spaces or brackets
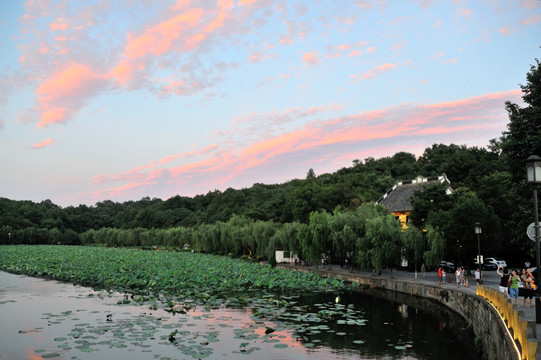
0,0,540,207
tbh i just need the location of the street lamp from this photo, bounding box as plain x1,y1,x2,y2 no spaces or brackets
526,155,541,323
474,222,482,284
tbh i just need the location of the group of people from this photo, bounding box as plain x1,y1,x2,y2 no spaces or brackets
437,266,446,284
429,262,536,308
435,266,471,286
455,267,467,287
497,266,536,307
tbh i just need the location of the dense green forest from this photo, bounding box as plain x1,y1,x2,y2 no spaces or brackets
1,58,540,270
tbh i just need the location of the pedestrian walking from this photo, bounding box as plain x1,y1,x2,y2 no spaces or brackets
421,263,426,278
475,268,481,285
438,267,443,285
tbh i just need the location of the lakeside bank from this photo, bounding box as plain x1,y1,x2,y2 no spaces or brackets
278,263,541,360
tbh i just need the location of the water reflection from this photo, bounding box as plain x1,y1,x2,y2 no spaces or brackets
0,271,477,359
280,290,477,360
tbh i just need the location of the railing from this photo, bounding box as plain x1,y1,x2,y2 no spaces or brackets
477,285,538,360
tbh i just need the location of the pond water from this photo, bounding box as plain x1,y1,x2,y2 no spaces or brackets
0,271,478,359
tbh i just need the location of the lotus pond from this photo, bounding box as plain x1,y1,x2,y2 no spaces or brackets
0,246,478,359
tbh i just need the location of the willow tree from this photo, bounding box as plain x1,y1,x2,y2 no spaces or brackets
364,214,402,276
266,221,304,266
250,220,278,259
308,211,333,270
297,222,320,268
329,211,358,272
298,211,331,269
402,225,425,279
220,215,253,256
331,203,380,272
423,225,445,269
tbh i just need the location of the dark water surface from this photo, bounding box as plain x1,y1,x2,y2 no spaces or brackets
0,271,477,359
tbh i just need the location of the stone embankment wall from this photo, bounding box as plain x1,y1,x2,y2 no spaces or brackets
286,267,518,360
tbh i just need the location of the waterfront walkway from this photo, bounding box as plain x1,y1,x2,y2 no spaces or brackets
283,263,539,332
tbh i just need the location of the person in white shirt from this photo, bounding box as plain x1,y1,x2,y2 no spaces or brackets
455,268,461,287
475,268,481,285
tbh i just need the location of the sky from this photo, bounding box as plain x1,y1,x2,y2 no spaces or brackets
0,0,540,208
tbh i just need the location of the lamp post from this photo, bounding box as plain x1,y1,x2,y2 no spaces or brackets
526,155,541,323
474,222,482,284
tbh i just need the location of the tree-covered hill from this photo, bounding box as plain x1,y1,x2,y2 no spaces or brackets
0,144,497,232
0,142,507,263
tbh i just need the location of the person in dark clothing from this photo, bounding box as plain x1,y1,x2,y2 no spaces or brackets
497,266,509,298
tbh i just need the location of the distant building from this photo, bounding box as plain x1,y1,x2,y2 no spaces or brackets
275,250,299,264
376,174,453,227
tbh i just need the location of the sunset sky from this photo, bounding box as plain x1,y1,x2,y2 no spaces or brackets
1,0,540,207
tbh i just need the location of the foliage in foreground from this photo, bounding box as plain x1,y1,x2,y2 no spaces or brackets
0,245,347,303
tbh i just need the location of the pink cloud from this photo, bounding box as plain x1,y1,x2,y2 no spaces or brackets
327,42,366,58
17,1,254,130
350,63,398,81
169,156,223,177
302,52,320,65
474,30,490,43
390,40,408,51
238,129,313,169
498,26,514,36
520,0,539,10
93,144,220,186
521,14,541,25
101,181,157,198
231,105,342,132
337,44,353,50
50,22,68,30
111,8,205,85
249,52,265,63
414,0,434,8
36,63,109,127
456,7,474,20
159,76,213,97
32,138,54,149
366,46,377,53
92,162,157,185
39,42,49,54
125,9,204,59
159,145,218,164
170,0,196,11
90,90,522,202
109,2,238,88
431,51,444,61
355,0,388,11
